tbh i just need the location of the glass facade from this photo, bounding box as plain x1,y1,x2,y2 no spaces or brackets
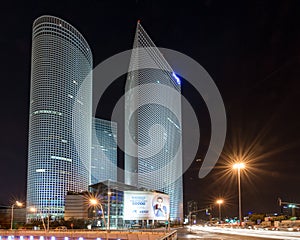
124,23,183,221
91,118,118,184
26,16,93,220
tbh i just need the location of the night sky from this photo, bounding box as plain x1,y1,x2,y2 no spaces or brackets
1,0,300,219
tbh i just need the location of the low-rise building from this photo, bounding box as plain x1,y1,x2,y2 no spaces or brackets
0,207,26,228
64,180,169,229
64,192,89,220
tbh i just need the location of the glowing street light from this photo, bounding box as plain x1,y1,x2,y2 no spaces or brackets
29,207,46,231
233,162,245,226
233,163,245,170
216,199,224,222
11,201,23,230
29,207,37,213
89,198,99,221
89,197,106,229
89,198,98,206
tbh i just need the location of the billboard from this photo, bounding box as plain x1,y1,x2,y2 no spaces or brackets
123,191,170,220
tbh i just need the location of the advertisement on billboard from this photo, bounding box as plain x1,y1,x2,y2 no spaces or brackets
123,191,170,220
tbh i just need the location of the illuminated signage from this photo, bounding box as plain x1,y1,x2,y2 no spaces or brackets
123,191,170,220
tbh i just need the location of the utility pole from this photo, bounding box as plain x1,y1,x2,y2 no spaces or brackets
188,206,212,229
107,187,111,232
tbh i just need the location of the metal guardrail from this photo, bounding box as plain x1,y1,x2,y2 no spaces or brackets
157,230,177,240
0,229,174,240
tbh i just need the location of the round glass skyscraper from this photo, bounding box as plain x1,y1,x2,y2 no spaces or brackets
26,16,92,220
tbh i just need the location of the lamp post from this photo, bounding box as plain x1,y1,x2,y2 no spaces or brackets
47,213,50,232
90,198,98,220
216,199,224,223
89,198,106,229
107,191,111,232
233,163,245,226
29,207,46,231
10,201,23,230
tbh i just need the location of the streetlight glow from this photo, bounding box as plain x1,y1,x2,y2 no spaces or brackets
29,206,47,231
11,201,23,230
233,162,245,169
29,207,36,212
216,199,224,222
232,162,245,226
88,196,107,230
89,198,98,206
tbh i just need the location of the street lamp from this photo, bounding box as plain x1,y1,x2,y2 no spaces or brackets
90,198,98,206
11,201,23,230
29,207,46,231
233,162,245,226
90,198,98,227
107,191,111,233
216,199,224,223
89,197,106,229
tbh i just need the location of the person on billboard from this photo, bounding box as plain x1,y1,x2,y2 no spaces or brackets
153,196,167,217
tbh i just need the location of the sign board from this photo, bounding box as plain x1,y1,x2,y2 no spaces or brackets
123,191,169,220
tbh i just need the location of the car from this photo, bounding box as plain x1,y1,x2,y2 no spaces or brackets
55,226,67,231
18,227,27,230
131,224,141,229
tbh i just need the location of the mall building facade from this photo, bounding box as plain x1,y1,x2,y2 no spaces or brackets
65,180,169,229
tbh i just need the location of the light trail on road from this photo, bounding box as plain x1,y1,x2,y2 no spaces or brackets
189,225,300,240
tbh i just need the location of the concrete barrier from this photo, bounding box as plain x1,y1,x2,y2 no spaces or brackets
0,229,176,240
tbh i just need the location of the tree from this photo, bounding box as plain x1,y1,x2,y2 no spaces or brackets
249,213,265,223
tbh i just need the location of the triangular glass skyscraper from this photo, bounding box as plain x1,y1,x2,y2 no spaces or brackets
125,22,183,221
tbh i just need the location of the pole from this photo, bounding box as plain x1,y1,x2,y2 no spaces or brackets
237,168,242,226
107,190,111,232
188,211,191,232
46,198,50,231
209,207,212,225
218,203,221,222
47,214,50,231
41,215,46,231
99,203,107,229
10,204,15,230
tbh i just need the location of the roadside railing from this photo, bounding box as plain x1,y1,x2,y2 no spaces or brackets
157,230,177,240
0,229,175,240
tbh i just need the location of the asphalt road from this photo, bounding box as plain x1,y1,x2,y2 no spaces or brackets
177,227,278,240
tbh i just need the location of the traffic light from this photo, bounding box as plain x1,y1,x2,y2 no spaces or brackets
205,208,211,215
